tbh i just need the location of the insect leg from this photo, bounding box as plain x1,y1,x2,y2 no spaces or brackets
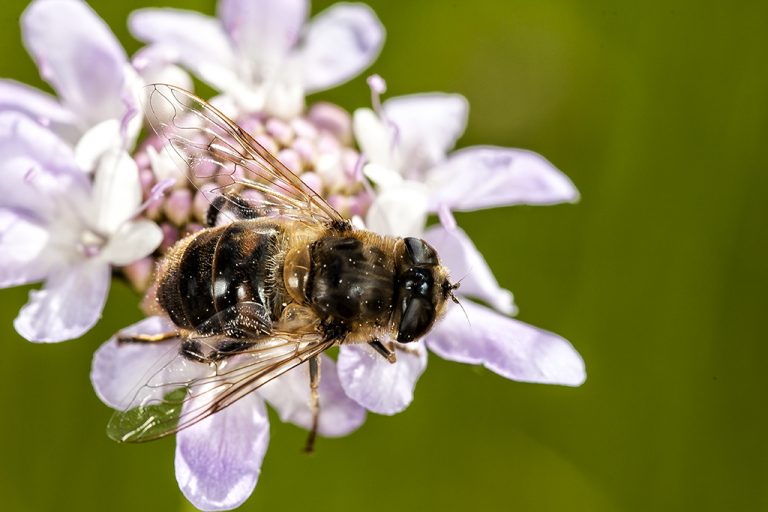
304,355,321,453
368,338,397,364
117,331,178,344
396,341,422,356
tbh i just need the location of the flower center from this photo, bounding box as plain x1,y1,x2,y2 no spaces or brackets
124,101,373,297
78,229,107,258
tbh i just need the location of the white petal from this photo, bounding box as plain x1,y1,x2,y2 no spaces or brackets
365,181,429,237
0,208,51,287
90,316,181,409
91,150,142,234
427,301,586,386
100,220,163,266
261,59,305,118
427,147,580,211
146,144,186,187
337,343,427,415
134,56,194,96
176,394,268,511
129,8,237,93
14,260,110,342
353,107,397,170
362,163,402,188
424,225,516,315
22,0,129,126
383,93,468,177
74,119,122,173
218,0,306,72
301,3,385,92
259,355,366,437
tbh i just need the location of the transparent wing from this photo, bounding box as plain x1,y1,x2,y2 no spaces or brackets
107,334,334,443
143,83,346,227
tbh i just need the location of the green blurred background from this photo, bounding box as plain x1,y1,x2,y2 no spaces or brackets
2,0,767,510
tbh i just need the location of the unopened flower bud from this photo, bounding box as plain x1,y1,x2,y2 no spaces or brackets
277,148,302,174
164,188,193,226
160,223,179,253
122,257,155,292
265,118,294,147
308,102,353,145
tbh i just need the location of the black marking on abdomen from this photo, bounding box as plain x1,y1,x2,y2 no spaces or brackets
211,223,277,317
180,336,255,363
209,339,256,361
207,193,262,227
177,230,219,328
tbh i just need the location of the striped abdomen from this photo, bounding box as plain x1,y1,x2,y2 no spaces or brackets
156,221,280,333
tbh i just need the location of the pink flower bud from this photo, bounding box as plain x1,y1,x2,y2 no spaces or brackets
164,188,193,226
290,117,318,140
292,137,316,166
253,134,279,155
160,223,179,253
308,102,352,145
122,257,155,292
299,172,323,194
265,118,294,147
277,148,302,174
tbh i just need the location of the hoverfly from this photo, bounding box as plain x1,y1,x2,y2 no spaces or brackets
108,84,459,451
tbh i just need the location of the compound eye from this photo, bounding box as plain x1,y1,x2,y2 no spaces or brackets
403,237,438,266
397,297,436,342
402,267,431,297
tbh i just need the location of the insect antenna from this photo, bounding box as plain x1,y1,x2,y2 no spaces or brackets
444,279,470,327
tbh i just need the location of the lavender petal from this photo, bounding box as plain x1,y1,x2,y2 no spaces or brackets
259,354,366,437
0,79,75,130
129,8,237,92
14,260,110,343
0,208,51,288
337,342,428,415
427,146,580,211
175,394,269,511
301,3,385,92
383,93,468,176
22,0,128,127
427,301,586,386
424,225,516,315
218,0,306,70
90,316,180,409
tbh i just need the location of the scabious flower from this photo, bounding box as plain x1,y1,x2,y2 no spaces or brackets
0,112,162,342
335,78,585,414
0,0,180,342
0,0,586,509
91,316,366,511
0,0,143,148
354,76,581,238
129,0,384,118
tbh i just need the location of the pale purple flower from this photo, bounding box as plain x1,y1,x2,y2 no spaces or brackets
91,316,366,511
129,0,385,118
0,0,143,149
353,81,580,238
0,112,162,342
0,0,585,507
335,81,585,414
